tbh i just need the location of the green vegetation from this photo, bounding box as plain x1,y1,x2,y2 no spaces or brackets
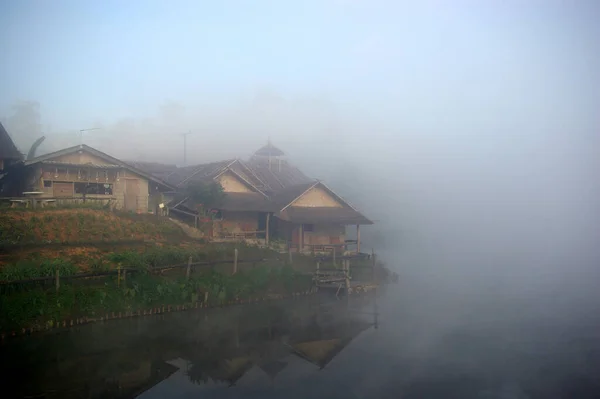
0,209,184,245
0,265,312,331
185,181,226,212
0,259,77,282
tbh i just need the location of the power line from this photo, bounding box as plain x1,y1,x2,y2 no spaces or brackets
79,127,101,145
182,131,195,166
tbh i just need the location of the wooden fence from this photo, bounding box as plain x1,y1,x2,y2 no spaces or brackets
0,255,267,290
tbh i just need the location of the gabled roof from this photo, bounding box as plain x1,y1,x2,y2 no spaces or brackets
270,181,319,209
173,192,273,213
126,161,178,181
169,159,267,197
0,122,23,160
168,159,234,187
24,144,175,190
271,181,373,225
245,158,312,194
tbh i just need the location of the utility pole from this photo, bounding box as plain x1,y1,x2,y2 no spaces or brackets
182,131,193,166
79,127,101,145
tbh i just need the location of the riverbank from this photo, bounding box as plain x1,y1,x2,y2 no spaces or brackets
0,263,316,335
0,208,384,336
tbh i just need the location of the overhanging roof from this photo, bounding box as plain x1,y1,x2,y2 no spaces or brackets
277,206,373,225
24,144,175,190
271,181,373,225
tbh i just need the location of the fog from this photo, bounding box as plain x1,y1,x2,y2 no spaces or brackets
2,0,600,346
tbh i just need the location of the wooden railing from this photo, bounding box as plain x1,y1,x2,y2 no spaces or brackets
0,196,115,209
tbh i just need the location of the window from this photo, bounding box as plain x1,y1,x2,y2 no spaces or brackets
303,224,314,232
43,180,52,188
74,182,113,195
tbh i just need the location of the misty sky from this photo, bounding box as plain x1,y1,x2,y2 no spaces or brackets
1,1,599,279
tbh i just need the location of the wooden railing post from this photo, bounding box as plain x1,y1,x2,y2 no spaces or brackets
371,248,376,282
344,259,350,294
233,248,238,274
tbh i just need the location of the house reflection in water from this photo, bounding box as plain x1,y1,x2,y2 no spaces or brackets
172,297,377,389
0,295,377,398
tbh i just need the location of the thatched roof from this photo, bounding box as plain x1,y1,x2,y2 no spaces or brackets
245,158,312,194
24,144,175,190
270,181,318,209
271,181,373,225
278,206,373,225
164,160,233,187
171,192,273,213
126,161,178,181
220,192,274,212
0,122,22,161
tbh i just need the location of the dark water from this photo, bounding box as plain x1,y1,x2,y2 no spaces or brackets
1,281,600,399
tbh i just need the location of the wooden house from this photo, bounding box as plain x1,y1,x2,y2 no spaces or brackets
132,142,373,248
16,144,174,213
163,159,273,240
270,181,373,254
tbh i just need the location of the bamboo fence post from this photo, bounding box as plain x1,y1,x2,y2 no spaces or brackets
316,261,320,290
55,269,60,292
371,248,376,282
186,256,192,280
344,260,350,293
333,248,336,267
233,248,238,274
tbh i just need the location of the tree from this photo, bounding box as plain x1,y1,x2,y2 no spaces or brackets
5,101,42,150
185,182,226,214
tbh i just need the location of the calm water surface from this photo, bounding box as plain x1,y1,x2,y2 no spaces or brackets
2,280,600,399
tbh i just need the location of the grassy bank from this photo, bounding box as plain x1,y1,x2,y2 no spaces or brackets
0,264,312,332
0,209,186,246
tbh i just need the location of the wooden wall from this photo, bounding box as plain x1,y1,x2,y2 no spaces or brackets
303,224,346,246
52,152,114,165
35,165,150,213
217,211,259,234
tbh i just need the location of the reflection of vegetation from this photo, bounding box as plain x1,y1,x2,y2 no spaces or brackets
1,291,377,398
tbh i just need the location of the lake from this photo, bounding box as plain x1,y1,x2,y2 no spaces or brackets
2,280,600,399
